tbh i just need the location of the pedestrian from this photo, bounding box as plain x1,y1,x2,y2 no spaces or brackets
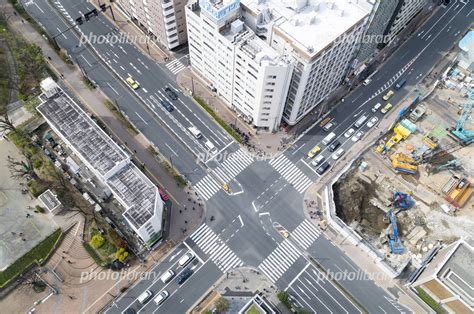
192,207,195,211
47,56,52,60
21,19,24,24
179,210,182,214
185,220,187,224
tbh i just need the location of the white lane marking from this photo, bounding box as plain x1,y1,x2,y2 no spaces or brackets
285,262,310,291
165,143,179,156
135,112,148,125
106,82,119,95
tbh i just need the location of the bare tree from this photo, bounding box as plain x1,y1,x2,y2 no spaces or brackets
6,154,37,181
0,107,16,133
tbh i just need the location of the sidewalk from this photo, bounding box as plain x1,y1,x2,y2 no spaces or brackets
0,0,203,243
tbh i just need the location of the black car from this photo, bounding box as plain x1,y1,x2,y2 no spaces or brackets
160,99,174,112
175,268,193,284
328,140,341,152
164,87,178,100
316,161,330,175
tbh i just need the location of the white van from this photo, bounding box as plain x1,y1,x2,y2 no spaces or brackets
160,270,175,283
372,103,382,113
311,155,325,167
188,126,202,139
322,132,336,145
154,290,169,305
178,252,195,267
205,140,217,154
332,148,345,160
137,290,153,304
354,115,368,128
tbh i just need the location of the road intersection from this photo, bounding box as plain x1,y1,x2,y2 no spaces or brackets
22,0,474,312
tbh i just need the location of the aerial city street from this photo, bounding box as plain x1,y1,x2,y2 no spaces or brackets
0,0,472,313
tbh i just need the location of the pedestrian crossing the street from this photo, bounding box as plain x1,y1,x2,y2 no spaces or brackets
269,155,312,193
290,220,321,250
258,239,301,283
212,149,254,183
194,149,254,201
194,175,221,201
190,224,243,273
166,58,186,75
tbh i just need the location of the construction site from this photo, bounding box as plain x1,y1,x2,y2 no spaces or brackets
333,56,473,274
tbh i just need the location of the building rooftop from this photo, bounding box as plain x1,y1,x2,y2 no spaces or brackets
37,94,129,177
38,189,61,213
241,0,372,56
37,90,162,233
108,164,160,229
438,240,473,307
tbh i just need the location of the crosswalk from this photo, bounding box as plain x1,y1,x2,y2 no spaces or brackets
269,155,312,193
166,58,186,75
194,149,254,200
194,176,221,201
190,224,243,273
290,220,321,250
258,239,301,283
213,149,253,183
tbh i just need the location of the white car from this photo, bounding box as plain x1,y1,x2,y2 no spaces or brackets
366,117,379,128
332,148,345,160
351,131,364,142
344,128,355,138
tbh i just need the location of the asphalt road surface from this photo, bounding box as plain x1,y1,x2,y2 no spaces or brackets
23,0,474,312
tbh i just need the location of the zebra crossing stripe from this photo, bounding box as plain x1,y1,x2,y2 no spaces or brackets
166,59,186,75
258,239,302,283
270,155,312,193
194,176,220,200
291,220,321,250
189,224,243,273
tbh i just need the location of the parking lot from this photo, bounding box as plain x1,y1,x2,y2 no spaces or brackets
0,139,57,270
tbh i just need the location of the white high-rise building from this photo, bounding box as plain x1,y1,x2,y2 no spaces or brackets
187,0,373,130
116,0,188,50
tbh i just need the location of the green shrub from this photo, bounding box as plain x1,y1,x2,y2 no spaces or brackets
115,248,129,262
35,205,45,213
90,234,105,249
415,287,447,313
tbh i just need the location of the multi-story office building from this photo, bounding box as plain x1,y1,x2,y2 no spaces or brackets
187,0,373,130
356,0,401,63
116,0,188,50
386,0,427,39
410,239,473,313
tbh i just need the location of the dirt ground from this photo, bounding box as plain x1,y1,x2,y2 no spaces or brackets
333,82,473,268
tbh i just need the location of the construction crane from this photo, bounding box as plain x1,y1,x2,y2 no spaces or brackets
387,209,405,255
451,103,473,145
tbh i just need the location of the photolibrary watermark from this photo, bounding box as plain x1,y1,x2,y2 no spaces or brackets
196,150,275,164
313,269,390,283
335,33,396,45
81,268,390,283
78,32,150,47
80,269,161,283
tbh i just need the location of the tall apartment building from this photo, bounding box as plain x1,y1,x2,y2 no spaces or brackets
187,0,373,130
186,0,293,131
116,0,188,50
